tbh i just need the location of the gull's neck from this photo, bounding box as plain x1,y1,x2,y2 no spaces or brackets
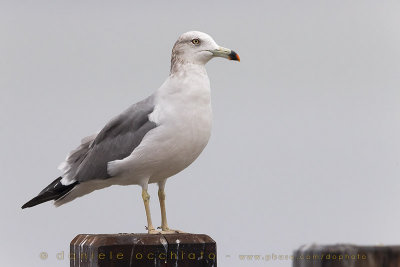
170,59,208,77
152,60,212,125
155,61,210,105
167,61,209,91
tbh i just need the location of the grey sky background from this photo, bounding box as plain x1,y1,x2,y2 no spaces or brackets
1,1,400,266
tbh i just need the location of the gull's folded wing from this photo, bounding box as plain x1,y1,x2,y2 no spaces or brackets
21,95,157,208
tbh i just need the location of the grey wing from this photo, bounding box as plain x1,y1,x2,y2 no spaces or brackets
60,95,157,183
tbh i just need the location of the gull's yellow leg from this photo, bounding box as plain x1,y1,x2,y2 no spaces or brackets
158,187,169,231
157,181,184,234
142,188,158,234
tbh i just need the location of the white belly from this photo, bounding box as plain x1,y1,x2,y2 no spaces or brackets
148,105,212,182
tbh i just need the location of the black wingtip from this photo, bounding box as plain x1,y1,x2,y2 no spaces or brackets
21,195,49,209
21,177,78,209
21,192,57,209
21,201,33,209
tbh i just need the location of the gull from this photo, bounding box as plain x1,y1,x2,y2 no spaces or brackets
21,31,240,234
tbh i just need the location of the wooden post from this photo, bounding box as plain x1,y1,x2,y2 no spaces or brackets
70,233,216,267
293,244,400,267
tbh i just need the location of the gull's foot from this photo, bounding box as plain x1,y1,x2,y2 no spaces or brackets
146,226,160,234
148,229,162,234
157,226,185,234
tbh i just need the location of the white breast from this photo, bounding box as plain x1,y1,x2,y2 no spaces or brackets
108,64,213,185
149,65,212,179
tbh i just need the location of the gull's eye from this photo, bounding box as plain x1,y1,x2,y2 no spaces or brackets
191,38,200,45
